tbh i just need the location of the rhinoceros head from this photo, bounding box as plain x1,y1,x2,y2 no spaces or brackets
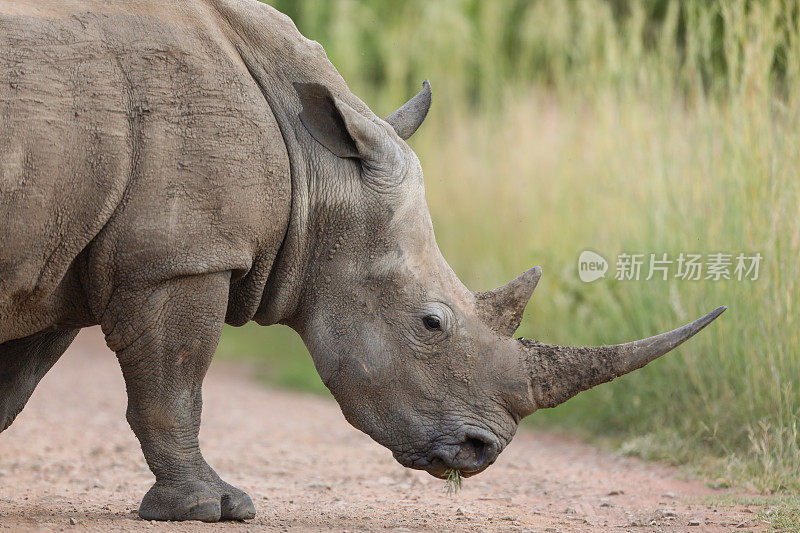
290,81,725,478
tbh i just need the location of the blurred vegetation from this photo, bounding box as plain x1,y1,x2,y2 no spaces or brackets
217,0,800,494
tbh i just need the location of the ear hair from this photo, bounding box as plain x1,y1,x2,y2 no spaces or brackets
294,82,359,158
294,82,404,181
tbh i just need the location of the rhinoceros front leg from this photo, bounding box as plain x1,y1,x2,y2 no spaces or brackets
0,328,79,433
103,272,254,522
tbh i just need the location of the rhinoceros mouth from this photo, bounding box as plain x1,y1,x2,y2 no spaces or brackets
392,427,502,478
394,452,493,479
425,456,494,479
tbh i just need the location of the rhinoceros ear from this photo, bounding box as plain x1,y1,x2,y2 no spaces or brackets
294,82,397,167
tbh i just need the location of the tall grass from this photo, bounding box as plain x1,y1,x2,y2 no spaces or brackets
218,0,800,493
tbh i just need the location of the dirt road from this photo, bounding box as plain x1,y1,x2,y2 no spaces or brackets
0,328,767,532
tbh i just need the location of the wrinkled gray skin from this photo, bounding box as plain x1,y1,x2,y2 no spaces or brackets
0,0,725,523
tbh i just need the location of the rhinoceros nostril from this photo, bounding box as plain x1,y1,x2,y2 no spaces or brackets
463,436,490,468
422,430,500,478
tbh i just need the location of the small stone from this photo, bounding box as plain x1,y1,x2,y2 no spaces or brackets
688,518,701,526
662,491,675,499
607,490,623,496
565,506,576,515
68,518,76,525
600,502,612,508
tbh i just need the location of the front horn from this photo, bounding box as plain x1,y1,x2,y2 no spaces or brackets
520,306,727,414
385,80,432,140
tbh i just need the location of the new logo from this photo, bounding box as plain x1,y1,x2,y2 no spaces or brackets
578,250,608,282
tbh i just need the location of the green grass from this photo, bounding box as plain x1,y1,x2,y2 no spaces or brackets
435,90,800,494
219,0,800,495
763,496,800,532
217,324,328,395
442,469,463,497
701,494,800,532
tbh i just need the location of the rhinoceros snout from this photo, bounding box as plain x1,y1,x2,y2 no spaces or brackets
426,429,500,478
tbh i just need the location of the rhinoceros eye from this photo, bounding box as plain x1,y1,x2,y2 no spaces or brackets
422,315,441,331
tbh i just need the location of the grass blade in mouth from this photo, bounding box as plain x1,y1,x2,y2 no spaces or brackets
442,469,462,496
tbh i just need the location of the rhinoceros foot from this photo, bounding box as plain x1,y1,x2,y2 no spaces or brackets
138,479,255,522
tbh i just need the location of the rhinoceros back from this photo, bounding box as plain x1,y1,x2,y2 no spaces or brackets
0,0,291,341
